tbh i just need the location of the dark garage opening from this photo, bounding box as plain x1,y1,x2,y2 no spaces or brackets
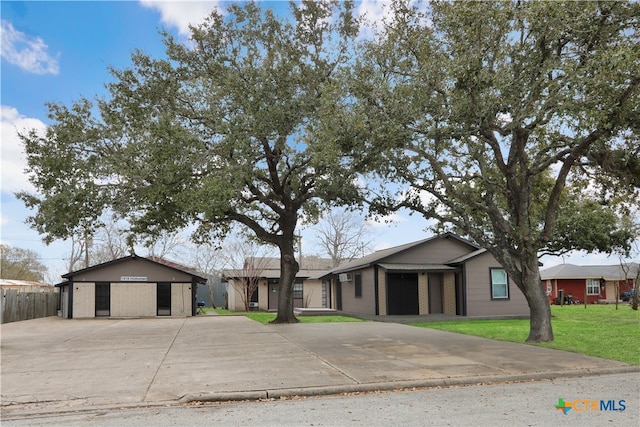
387,273,419,315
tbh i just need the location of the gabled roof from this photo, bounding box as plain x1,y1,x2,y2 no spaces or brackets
224,256,335,281
222,268,328,281
329,232,480,275
540,263,639,281
61,254,207,282
446,248,488,264
1,279,54,288
378,263,457,272
245,256,335,270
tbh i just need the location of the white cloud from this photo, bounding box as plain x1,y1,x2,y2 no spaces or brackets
0,106,46,194
140,0,222,36
366,212,405,228
0,20,59,75
356,0,431,40
496,112,512,125
356,0,390,38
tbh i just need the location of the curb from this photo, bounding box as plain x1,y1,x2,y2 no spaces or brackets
179,365,640,403
3,367,636,420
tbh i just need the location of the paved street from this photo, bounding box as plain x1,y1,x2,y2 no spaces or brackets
2,373,637,426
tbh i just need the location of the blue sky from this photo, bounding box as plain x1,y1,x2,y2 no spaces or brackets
0,1,634,281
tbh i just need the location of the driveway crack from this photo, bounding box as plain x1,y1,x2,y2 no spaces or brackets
270,328,360,384
142,318,186,402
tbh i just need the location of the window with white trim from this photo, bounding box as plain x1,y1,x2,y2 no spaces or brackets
587,279,600,295
490,268,509,300
293,282,303,299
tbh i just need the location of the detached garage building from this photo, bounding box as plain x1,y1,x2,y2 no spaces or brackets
57,255,206,319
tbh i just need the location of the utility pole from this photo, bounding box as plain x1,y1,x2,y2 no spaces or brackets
297,232,302,269
85,238,89,268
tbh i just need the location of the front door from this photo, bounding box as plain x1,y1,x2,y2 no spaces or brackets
95,282,110,317
268,282,279,310
455,273,464,315
157,282,171,316
335,280,342,310
62,286,69,318
428,273,444,314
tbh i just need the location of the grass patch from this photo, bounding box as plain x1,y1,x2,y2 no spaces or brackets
211,308,363,324
412,304,640,365
244,311,364,324
213,308,239,315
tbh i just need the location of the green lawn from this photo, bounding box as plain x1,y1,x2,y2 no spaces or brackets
411,305,640,365
212,308,364,324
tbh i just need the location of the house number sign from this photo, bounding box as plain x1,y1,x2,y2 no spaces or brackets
121,276,147,281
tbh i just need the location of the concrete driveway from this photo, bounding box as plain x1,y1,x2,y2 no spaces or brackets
1,316,635,418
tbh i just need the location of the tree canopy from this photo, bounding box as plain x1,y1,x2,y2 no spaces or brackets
17,0,363,323
0,244,47,282
15,1,639,338
314,209,373,267
349,0,639,341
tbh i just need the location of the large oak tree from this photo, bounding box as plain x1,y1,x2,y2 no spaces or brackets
18,1,363,323
0,244,47,282
350,1,639,341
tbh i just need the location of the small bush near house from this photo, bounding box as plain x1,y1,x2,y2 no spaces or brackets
411,305,639,365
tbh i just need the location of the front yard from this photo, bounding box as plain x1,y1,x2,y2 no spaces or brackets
412,305,640,365
210,305,638,365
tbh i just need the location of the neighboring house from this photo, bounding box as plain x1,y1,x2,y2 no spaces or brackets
56,255,206,318
0,279,56,292
223,257,334,312
323,232,530,318
540,263,638,304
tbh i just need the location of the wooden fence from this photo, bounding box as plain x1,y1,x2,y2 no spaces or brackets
1,288,59,324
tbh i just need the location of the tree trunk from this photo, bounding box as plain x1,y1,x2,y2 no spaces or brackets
526,288,554,342
243,278,249,312
208,283,216,309
519,256,554,343
272,243,300,324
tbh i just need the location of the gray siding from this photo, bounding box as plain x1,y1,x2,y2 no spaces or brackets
385,237,473,264
340,267,376,315
69,258,194,283
464,253,529,317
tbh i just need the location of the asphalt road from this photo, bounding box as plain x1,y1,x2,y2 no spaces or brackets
3,373,637,426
